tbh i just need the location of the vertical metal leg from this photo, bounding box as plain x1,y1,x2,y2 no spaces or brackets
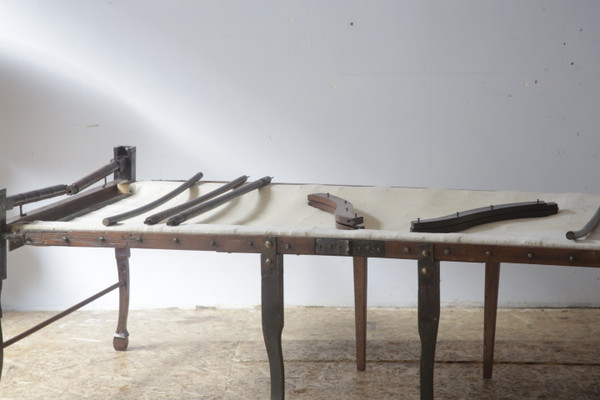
483,261,501,379
353,256,368,371
418,244,440,400
113,248,130,351
261,238,284,400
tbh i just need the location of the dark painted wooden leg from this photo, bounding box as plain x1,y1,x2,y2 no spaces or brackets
353,256,368,371
261,238,284,400
418,244,440,400
0,281,4,381
483,261,500,379
1,189,6,380
113,247,130,351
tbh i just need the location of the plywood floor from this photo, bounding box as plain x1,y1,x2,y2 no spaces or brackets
1,307,599,399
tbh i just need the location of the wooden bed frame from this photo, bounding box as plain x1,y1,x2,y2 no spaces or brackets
1,146,599,399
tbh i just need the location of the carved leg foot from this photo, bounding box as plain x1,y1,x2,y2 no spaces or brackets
113,248,130,351
261,238,284,400
483,261,500,379
353,256,368,371
418,245,440,400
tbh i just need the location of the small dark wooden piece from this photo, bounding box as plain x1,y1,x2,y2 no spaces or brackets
307,193,364,229
411,201,558,233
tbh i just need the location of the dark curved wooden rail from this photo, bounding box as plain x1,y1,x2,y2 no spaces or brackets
411,200,558,233
307,192,364,230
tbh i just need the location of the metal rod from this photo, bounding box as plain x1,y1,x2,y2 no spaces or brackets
2,281,124,348
144,175,248,225
68,160,121,195
6,184,69,209
102,172,204,226
166,176,272,226
566,204,600,240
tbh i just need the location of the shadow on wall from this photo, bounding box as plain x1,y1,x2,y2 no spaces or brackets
0,50,194,194
0,51,183,311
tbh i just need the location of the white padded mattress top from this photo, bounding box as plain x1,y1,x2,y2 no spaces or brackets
11,181,600,250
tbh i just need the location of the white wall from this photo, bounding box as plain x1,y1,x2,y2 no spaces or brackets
1,1,599,310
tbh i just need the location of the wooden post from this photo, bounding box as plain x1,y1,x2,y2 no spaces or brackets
483,261,501,379
353,256,368,371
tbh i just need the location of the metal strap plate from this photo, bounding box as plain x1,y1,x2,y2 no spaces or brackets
315,238,385,257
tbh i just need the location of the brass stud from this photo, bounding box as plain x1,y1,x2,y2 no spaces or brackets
265,258,273,266
421,267,430,275
284,243,291,250
247,241,254,247
99,236,105,242
63,236,70,243
136,236,143,242
403,247,410,254
173,237,179,244
444,249,450,255
527,252,534,259
265,240,273,249
421,249,430,257
569,255,575,263
485,251,492,257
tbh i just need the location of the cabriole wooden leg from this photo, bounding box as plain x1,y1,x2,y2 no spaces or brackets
261,238,285,400
113,247,130,351
483,261,500,379
418,244,440,400
0,281,4,380
353,256,368,371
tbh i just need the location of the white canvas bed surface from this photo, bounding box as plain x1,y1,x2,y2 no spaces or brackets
9,181,600,250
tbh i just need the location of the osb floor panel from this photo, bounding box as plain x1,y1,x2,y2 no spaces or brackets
1,308,599,399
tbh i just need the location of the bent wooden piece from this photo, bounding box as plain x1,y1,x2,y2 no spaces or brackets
566,204,600,240
103,172,204,226
144,175,248,225
411,200,558,233
307,193,364,229
167,176,272,226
